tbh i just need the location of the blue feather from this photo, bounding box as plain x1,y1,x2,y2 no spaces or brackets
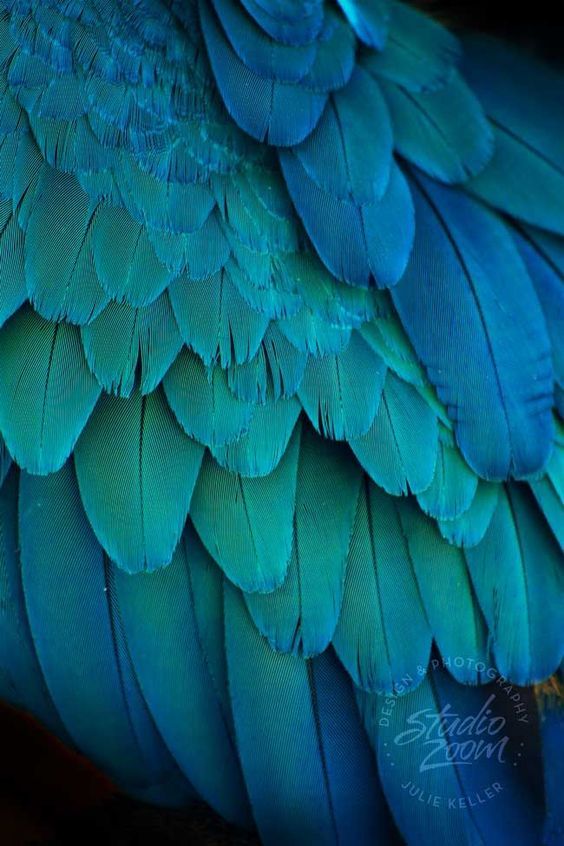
19,462,194,805
392,172,554,480
112,522,252,825
379,72,493,183
336,0,390,49
0,467,67,738
226,583,395,845
280,151,414,287
199,0,327,146
362,1,460,92
357,665,544,846
293,67,393,204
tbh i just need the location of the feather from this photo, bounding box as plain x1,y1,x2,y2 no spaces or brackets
190,425,300,592
81,294,183,397
416,426,477,521
298,330,387,439
237,0,324,47
465,484,564,684
151,210,231,279
536,677,564,845
0,206,26,327
25,171,109,324
378,72,493,183
112,523,252,825
199,0,327,146
210,0,317,82
225,583,394,845
463,37,564,234
336,0,389,49
226,323,307,404
349,371,438,495
513,228,564,397
0,306,101,475
362,1,459,93
332,479,432,693
359,312,426,387
163,349,255,448
245,426,361,655
280,152,414,287
211,396,301,477
293,67,393,205
168,270,269,368
0,468,66,738
357,665,544,846
392,173,554,480
19,463,193,805
91,204,172,307
278,307,351,356
438,480,500,548
395,497,490,684
74,388,204,573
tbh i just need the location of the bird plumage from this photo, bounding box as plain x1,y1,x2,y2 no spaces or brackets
0,0,562,843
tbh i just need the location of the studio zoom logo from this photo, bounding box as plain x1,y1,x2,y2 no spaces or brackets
379,657,530,811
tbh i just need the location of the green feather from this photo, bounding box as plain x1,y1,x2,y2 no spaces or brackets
74,388,203,573
245,428,361,656
190,425,301,592
0,307,101,474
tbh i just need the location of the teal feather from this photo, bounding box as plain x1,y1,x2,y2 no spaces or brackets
379,72,493,183
190,425,300,592
112,522,252,825
211,397,301,476
0,433,11,487
395,497,490,684
150,209,231,279
278,307,351,356
245,427,361,655
0,468,67,738
0,307,101,475
81,294,183,397
91,204,173,307
298,331,387,439
349,371,438,495
362,1,459,92
332,479,432,693
438,480,500,548
416,425,477,520
19,463,194,805
74,389,204,573
163,349,255,448
466,484,564,684
225,584,394,845
359,311,426,387
25,170,109,324
0,206,26,326
226,324,307,404
168,269,269,367
463,37,564,234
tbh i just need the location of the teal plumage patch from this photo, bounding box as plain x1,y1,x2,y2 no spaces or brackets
0,1,562,843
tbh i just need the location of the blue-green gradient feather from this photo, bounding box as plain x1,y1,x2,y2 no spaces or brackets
0,1,562,844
